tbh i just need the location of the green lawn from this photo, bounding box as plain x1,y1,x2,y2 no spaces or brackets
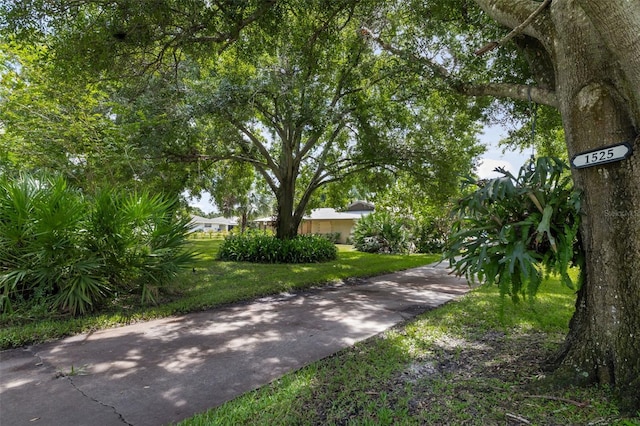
178,273,640,425
0,240,439,349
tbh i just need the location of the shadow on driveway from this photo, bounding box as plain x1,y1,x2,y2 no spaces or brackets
0,262,469,426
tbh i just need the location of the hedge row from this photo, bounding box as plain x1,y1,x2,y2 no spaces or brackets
217,232,337,263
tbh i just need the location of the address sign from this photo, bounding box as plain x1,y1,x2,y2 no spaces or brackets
571,142,633,169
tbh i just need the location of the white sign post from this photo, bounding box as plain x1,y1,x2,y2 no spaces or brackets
571,142,633,169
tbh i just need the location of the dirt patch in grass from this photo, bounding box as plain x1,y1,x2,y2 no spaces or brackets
384,328,627,425
299,324,633,425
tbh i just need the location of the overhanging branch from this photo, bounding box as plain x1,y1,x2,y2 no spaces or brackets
473,0,554,50
461,82,558,107
360,28,557,108
475,0,552,56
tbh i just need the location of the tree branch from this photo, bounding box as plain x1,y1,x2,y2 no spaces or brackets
226,118,282,180
361,29,558,107
473,0,554,51
461,82,558,107
185,0,277,47
253,98,287,142
475,0,552,56
305,122,348,183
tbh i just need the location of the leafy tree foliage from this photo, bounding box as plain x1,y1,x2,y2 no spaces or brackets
497,105,567,160
0,41,120,184
0,0,278,79
0,40,207,195
170,1,479,239
2,2,482,237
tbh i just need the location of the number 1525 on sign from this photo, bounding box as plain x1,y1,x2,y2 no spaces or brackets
571,142,633,169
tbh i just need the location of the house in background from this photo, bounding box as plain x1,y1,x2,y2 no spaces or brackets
254,201,374,244
298,201,374,243
189,215,237,233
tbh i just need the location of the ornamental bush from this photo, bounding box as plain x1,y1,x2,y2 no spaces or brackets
0,173,194,315
218,231,337,263
353,212,412,254
413,218,448,254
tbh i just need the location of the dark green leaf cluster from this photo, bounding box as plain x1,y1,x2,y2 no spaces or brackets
444,157,583,302
1,0,279,79
353,212,412,254
0,173,195,316
217,231,337,263
413,220,448,254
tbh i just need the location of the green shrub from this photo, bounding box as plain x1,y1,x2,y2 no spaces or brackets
353,212,412,254
86,189,195,304
0,173,108,315
315,232,341,244
0,173,194,315
218,231,337,263
282,235,338,263
413,218,448,253
444,157,582,302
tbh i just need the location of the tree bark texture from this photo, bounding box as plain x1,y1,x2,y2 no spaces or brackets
274,148,307,240
275,173,300,240
477,0,640,407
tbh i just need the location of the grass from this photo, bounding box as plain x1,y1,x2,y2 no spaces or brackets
0,240,439,350
178,274,640,425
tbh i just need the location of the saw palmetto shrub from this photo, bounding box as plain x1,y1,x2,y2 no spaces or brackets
85,189,195,305
0,173,194,316
218,230,337,263
0,174,108,315
444,157,583,302
353,212,412,254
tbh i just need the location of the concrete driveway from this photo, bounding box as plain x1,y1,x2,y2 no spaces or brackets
0,262,469,426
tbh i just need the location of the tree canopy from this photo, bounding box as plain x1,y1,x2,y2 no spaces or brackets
1,0,483,239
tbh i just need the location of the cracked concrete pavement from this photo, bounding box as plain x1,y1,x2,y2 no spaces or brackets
0,261,470,426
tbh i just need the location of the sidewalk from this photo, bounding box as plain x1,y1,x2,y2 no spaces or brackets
0,262,469,426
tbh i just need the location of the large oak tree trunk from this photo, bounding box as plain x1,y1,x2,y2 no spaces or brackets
551,0,640,406
274,170,303,240
475,0,640,408
548,0,640,408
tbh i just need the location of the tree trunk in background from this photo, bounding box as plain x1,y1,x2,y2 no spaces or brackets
275,171,302,240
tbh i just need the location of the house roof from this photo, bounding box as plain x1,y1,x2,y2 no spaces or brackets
346,200,374,212
304,208,362,220
253,205,374,223
190,215,238,226
253,216,276,223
